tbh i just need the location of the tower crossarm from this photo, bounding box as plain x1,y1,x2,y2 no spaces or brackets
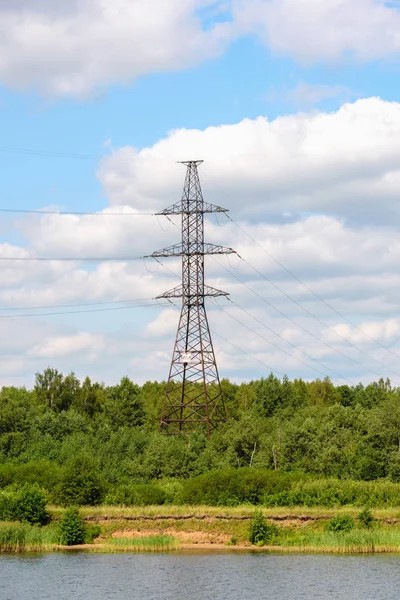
156,285,229,300
151,243,236,258
156,202,228,215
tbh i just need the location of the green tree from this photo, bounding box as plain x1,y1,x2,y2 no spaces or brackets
35,368,80,412
254,374,282,417
104,377,145,429
74,377,104,417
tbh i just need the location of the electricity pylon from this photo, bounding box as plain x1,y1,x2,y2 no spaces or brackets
151,160,235,437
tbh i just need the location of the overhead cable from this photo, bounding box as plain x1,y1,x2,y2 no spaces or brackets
229,215,400,362
238,254,400,380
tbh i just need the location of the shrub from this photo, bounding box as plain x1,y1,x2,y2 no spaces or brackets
14,484,49,525
175,468,298,506
0,491,16,521
263,478,400,508
0,485,49,525
358,508,374,529
105,483,166,506
54,456,105,506
0,462,60,491
249,511,277,545
326,515,355,533
59,507,86,546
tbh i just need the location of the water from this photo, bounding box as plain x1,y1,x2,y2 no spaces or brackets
1,552,400,600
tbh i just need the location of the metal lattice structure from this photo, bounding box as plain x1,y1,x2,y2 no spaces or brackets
152,160,236,437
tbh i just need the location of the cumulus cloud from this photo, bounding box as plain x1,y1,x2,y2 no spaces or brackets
1,1,400,96
232,0,400,63
98,98,400,226
0,0,232,96
29,331,106,359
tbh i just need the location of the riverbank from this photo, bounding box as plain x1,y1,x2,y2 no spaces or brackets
2,505,400,554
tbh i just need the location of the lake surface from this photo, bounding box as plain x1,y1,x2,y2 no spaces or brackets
1,552,400,600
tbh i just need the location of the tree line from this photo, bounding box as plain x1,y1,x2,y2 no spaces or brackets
1,368,400,506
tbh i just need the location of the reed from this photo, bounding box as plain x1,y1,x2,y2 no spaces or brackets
106,535,177,552
0,522,60,553
280,527,400,553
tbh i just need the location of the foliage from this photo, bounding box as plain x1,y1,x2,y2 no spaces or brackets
249,511,277,545
13,484,49,525
0,484,49,525
264,477,400,508
175,468,300,506
104,483,166,506
326,515,355,533
59,507,86,546
4,370,400,509
358,507,374,529
54,455,106,506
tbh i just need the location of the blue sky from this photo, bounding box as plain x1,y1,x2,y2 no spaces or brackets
1,0,400,387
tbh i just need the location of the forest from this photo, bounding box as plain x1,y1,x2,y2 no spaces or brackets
1,368,400,509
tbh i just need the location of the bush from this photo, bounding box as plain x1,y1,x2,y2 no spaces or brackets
249,511,277,545
175,468,299,506
0,462,60,491
326,515,355,533
358,508,374,529
59,507,86,546
84,523,101,543
105,483,166,506
0,485,49,525
14,484,49,525
54,456,105,506
263,478,400,508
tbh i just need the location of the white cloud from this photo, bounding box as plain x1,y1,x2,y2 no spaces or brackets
29,331,106,359
143,309,179,339
233,0,400,63
325,319,400,345
98,98,400,226
0,0,232,97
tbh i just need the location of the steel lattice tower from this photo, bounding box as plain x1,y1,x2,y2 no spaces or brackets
152,161,235,437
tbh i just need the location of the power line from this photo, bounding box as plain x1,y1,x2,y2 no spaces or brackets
215,257,391,382
211,299,348,383
167,297,283,378
201,169,400,368
163,252,358,383
0,301,161,319
225,298,353,384
238,254,400,380
0,297,154,312
229,216,400,362
0,208,153,216
0,255,143,262
211,328,284,378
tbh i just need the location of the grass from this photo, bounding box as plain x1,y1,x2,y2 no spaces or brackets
106,535,177,552
278,527,400,554
0,522,60,553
